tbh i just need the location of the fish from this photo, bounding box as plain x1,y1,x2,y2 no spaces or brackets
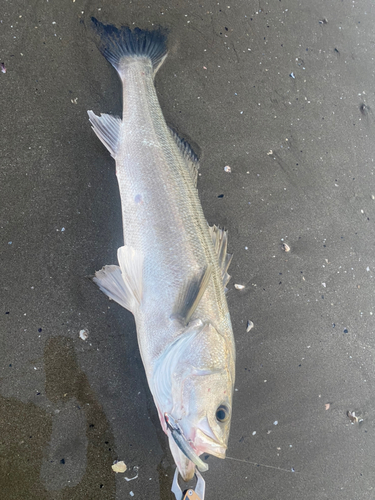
88,18,236,482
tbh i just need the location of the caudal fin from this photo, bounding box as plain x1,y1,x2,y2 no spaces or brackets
91,17,168,75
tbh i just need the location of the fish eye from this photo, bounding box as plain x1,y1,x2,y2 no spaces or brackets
216,405,230,423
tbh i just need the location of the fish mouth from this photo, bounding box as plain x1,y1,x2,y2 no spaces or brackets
165,414,208,471
164,413,227,480
165,413,209,481
194,427,227,459
168,433,196,481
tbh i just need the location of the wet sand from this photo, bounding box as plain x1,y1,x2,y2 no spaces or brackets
1,1,375,499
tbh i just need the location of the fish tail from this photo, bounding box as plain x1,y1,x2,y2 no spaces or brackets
91,17,168,75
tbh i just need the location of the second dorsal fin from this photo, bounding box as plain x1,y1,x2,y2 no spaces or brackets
169,127,199,186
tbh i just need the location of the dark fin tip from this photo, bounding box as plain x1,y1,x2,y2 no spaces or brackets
90,17,168,71
172,265,213,326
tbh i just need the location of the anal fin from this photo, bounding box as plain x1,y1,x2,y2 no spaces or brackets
88,110,122,159
93,245,143,313
171,265,212,325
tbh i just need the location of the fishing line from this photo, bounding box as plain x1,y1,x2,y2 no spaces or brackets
226,456,300,474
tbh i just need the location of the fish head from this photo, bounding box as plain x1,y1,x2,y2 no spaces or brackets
153,319,235,481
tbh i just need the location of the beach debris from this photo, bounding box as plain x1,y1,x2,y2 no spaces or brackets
282,243,290,252
347,410,363,424
325,403,330,410
359,103,370,116
112,460,127,473
234,284,245,290
318,18,328,24
1,62,6,74
125,466,139,482
273,420,278,426
347,411,358,423
267,149,273,155
79,329,89,341
289,72,295,79
224,165,231,173
246,320,254,332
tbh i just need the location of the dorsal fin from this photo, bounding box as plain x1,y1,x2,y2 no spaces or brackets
171,265,212,325
209,225,233,291
169,127,199,186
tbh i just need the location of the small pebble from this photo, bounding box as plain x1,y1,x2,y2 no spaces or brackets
246,320,254,332
234,284,245,290
282,243,290,252
79,329,89,341
112,461,127,473
224,165,231,173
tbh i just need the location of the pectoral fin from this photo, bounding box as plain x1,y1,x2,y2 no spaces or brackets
171,265,212,325
93,245,143,313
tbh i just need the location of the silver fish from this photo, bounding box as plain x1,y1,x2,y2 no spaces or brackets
88,18,236,482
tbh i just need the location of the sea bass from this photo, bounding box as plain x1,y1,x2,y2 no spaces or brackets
89,18,236,482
